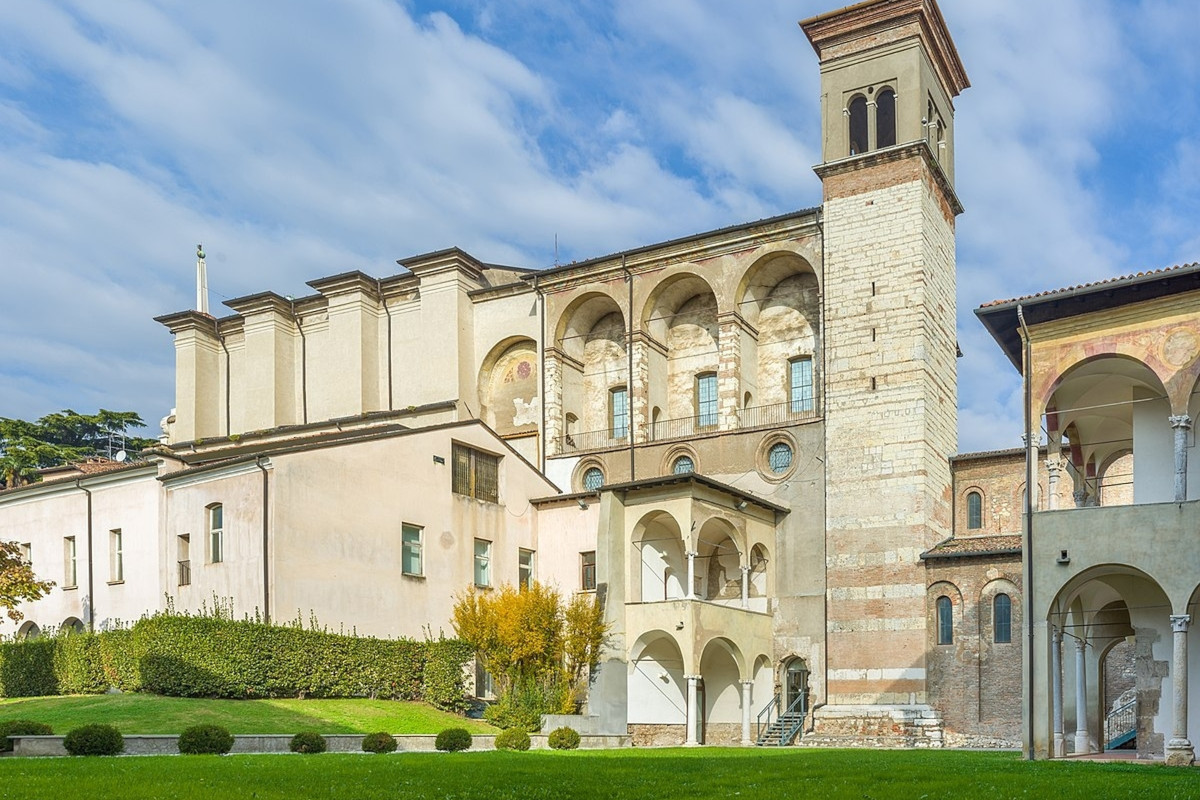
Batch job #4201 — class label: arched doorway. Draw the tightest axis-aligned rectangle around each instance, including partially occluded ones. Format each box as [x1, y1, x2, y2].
[784, 658, 810, 715]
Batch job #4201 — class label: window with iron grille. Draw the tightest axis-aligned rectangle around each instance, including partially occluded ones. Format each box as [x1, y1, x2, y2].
[402, 524, 423, 576]
[582, 466, 604, 491]
[768, 442, 793, 474]
[672, 455, 695, 474]
[581, 550, 597, 591]
[789, 357, 814, 413]
[696, 373, 718, 428]
[452, 444, 500, 504]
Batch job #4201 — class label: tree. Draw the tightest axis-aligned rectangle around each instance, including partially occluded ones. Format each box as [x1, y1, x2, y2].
[0, 541, 53, 622]
[0, 410, 156, 489]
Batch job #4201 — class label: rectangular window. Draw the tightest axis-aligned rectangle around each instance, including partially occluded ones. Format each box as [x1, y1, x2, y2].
[452, 444, 500, 504]
[581, 550, 597, 592]
[518, 548, 535, 591]
[994, 594, 1013, 644]
[402, 524, 423, 576]
[64, 536, 77, 587]
[18, 543, 31, 567]
[209, 504, 224, 564]
[178, 534, 191, 587]
[474, 539, 491, 587]
[610, 387, 629, 441]
[789, 357, 814, 413]
[109, 529, 123, 582]
[696, 373, 718, 428]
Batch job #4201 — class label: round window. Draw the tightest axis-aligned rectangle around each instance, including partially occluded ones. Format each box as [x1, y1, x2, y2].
[582, 467, 604, 491]
[767, 442, 793, 474]
[672, 455, 695, 474]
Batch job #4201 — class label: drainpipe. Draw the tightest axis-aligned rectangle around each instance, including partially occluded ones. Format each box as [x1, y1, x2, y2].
[215, 318, 231, 436]
[74, 479, 95, 632]
[623, 256, 635, 481]
[1018, 304, 1035, 760]
[255, 457, 271, 624]
[290, 298, 308, 424]
[534, 274, 547, 473]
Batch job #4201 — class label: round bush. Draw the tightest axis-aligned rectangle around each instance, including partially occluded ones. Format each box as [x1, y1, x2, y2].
[290, 730, 328, 754]
[178, 724, 234, 755]
[494, 728, 531, 751]
[362, 732, 398, 754]
[0, 720, 53, 752]
[547, 727, 581, 751]
[434, 727, 472, 752]
[63, 724, 124, 756]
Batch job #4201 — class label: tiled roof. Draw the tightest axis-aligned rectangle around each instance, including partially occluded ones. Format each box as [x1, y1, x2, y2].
[979, 262, 1200, 309]
[921, 534, 1022, 560]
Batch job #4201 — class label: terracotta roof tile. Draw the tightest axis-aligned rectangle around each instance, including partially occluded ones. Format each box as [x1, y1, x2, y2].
[921, 534, 1022, 560]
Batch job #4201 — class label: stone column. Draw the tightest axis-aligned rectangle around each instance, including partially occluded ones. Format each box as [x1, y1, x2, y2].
[740, 679, 754, 745]
[1167, 615, 1195, 766]
[1046, 458, 1062, 511]
[741, 565, 750, 609]
[687, 551, 698, 599]
[543, 350, 563, 455]
[716, 316, 745, 431]
[686, 675, 700, 746]
[1073, 489, 1089, 509]
[1074, 638, 1089, 754]
[1170, 415, 1192, 504]
[1052, 626, 1065, 757]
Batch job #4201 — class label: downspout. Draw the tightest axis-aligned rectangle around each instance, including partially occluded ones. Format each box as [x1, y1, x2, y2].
[74, 479, 95, 632]
[291, 298, 309, 424]
[215, 318, 231, 437]
[623, 256, 635, 481]
[377, 279, 394, 411]
[1018, 303, 1035, 760]
[255, 457, 271, 624]
[817, 207, 830, 718]
[534, 275, 547, 473]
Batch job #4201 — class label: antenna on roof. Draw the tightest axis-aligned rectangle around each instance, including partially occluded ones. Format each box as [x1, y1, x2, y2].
[196, 243, 209, 314]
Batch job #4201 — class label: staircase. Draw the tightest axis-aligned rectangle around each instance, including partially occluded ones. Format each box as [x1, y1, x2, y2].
[755, 692, 806, 746]
[1104, 697, 1136, 750]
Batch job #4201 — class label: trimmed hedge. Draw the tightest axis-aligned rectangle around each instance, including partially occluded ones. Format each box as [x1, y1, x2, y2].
[362, 732, 398, 753]
[0, 613, 472, 709]
[494, 728, 531, 751]
[63, 724, 124, 756]
[434, 728, 472, 752]
[178, 724, 234, 755]
[0, 720, 52, 752]
[547, 727, 581, 750]
[290, 731, 327, 754]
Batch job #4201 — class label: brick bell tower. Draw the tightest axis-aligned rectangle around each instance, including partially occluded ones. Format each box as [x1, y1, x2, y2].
[801, 0, 969, 740]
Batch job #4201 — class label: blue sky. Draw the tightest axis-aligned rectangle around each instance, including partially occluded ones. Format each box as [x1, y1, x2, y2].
[0, 0, 1196, 453]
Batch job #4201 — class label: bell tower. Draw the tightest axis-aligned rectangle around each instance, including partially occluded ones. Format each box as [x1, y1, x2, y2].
[801, 0, 969, 736]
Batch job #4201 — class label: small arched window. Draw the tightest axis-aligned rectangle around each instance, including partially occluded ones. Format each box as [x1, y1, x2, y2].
[582, 467, 604, 492]
[966, 491, 982, 530]
[672, 456, 695, 475]
[876, 89, 896, 148]
[848, 96, 869, 155]
[993, 593, 1012, 643]
[936, 595, 953, 645]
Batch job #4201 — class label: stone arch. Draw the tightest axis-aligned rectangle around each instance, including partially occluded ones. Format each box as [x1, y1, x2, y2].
[961, 484, 985, 530]
[16, 621, 39, 640]
[748, 543, 769, 599]
[631, 510, 686, 603]
[476, 336, 538, 436]
[979, 577, 1020, 644]
[696, 517, 743, 602]
[699, 637, 747, 743]
[1097, 448, 1134, 506]
[629, 630, 687, 727]
[554, 293, 628, 442]
[641, 273, 720, 428]
[928, 580, 963, 646]
[61, 617, 85, 634]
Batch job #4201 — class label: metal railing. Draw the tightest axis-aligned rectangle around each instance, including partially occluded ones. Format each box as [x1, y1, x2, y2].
[649, 414, 718, 443]
[1104, 698, 1136, 749]
[738, 401, 817, 430]
[755, 691, 807, 746]
[178, 559, 191, 587]
[553, 427, 628, 454]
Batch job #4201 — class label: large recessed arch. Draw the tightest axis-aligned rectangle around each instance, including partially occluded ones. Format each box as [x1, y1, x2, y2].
[631, 510, 686, 603]
[696, 516, 743, 602]
[477, 336, 539, 435]
[628, 630, 687, 726]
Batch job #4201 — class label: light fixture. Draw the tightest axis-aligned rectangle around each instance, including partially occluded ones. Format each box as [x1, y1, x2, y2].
[576, 498, 589, 510]
[735, 500, 748, 511]
[433, 455, 445, 465]
[675, 621, 685, 631]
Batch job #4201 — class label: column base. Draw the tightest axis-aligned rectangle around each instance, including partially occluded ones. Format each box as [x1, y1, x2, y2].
[1074, 733, 1089, 755]
[1052, 734, 1065, 758]
[1166, 740, 1195, 767]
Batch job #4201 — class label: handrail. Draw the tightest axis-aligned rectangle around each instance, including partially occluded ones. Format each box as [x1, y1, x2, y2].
[779, 691, 807, 746]
[754, 691, 808, 746]
[755, 691, 780, 743]
[1104, 698, 1136, 748]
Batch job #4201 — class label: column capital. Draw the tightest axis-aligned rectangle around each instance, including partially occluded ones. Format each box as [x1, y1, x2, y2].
[1171, 614, 1191, 633]
[1045, 457, 1063, 475]
[1051, 625, 1061, 644]
[1170, 414, 1193, 431]
[739, 679, 754, 687]
[740, 564, 751, 574]
[684, 674, 702, 683]
[1074, 637, 1087, 653]
[1021, 432, 1043, 448]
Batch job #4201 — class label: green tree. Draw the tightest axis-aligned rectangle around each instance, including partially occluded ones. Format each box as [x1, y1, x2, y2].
[0, 541, 53, 622]
[0, 410, 156, 489]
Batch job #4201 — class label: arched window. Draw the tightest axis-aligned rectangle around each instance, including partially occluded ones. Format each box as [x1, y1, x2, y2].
[848, 96, 868, 155]
[966, 491, 982, 530]
[582, 467, 604, 491]
[993, 593, 1012, 643]
[936, 595, 953, 645]
[672, 455, 695, 475]
[876, 89, 896, 148]
[768, 442, 793, 474]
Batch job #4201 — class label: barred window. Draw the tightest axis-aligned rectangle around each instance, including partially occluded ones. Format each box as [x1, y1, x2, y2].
[452, 444, 500, 503]
[768, 442, 793, 474]
[672, 455, 695, 474]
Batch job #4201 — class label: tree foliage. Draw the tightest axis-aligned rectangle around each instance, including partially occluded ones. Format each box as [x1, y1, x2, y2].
[0, 541, 53, 623]
[0, 409, 156, 489]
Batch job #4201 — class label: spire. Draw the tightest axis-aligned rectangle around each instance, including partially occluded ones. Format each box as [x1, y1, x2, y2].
[196, 244, 209, 315]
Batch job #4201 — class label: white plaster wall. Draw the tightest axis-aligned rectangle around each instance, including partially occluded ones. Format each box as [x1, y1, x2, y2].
[628, 642, 687, 724]
[531, 503, 599, 595]
[1132, 395, 1189, 504]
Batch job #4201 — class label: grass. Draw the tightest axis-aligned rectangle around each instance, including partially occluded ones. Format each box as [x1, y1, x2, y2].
[0, 748, 1197, 800]
[0, 694, 496, 735]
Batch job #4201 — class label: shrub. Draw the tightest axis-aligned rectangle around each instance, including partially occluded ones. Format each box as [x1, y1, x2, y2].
[547, 727, 581, 750]
[494, 728, 531, 751]
[178, 724, 234, 755]
[361, 732, 398, 754]
[0, 720, 52, 752]
[435, 727, 472, 752]
[63, 724, 124, 756]
[290, 730, 327, 754]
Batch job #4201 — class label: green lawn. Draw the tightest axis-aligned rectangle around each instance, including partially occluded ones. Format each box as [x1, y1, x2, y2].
[0, 749, 1196, 800]
[0, 694, 495, 735]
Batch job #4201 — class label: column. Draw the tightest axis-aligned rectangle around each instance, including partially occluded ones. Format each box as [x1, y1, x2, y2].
[1167, 615, 1195, 766]
[1170, 415, 1192, 504]
[687, 551, 697, 599]
[740, 565, 750, 609]
[686, 675, 700, 745]
[1074, 638, 1089, 754]
[740, 680, 754, 745]
[1051, 626, 1065, 757]
[1046, 458, 1062, 511]
[1073, 489, 1089, 509]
